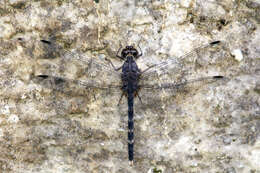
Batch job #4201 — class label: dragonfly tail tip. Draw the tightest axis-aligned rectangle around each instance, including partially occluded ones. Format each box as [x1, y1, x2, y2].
[129, 160, 134, 166]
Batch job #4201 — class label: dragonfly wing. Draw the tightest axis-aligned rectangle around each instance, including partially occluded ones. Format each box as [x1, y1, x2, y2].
[141, 41, 222, 80]
[33, 75, 122, 96]
[139, 76, 228, 103]
[33, 39, 124, 95]
[38, 40, 122, 78]
[141, 76, 226, 90]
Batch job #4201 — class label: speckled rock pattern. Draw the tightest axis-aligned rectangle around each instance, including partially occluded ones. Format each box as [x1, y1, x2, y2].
[0, 0, 259, 172]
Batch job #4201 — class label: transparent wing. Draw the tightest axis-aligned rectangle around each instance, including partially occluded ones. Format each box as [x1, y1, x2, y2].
[32, 75, 122, 96]
[141, 41, 221, 80]
[38, 40, 122, 78]
[138, 76, 228, 102]
[134, 75, 228, 112]
[140, 75, 226, 91]
[33, 39, 123, 94]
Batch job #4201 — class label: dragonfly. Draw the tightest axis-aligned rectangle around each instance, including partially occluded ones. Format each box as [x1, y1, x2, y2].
[33, 39, 226, 165]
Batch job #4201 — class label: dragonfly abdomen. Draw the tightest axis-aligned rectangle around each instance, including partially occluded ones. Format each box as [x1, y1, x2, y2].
[127, 89, 134, 164]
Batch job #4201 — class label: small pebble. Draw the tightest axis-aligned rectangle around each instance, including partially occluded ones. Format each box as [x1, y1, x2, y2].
[231, 49, 243, 61]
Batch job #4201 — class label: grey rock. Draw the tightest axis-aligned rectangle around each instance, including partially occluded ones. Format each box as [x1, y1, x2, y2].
[0, 0, 259, 172]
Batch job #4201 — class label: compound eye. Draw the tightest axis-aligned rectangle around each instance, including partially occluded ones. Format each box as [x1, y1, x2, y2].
[132, 51, 138, 56]
[121, 49, 128, 57]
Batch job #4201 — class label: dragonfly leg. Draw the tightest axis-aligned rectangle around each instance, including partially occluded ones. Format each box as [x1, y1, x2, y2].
[136, 43, 143, 59]
[116, 44, 124, 60]
[117, 92, 125, 106]
[135, 91, 143, 104]
[141, 64, 157, 74]
[105, 58, 123, 71]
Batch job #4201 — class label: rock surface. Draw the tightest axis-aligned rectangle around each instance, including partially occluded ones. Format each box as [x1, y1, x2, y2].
[0, 0, 259, 172]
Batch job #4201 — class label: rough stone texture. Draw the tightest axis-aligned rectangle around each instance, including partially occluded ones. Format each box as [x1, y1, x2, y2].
[0, 0, 259, 172]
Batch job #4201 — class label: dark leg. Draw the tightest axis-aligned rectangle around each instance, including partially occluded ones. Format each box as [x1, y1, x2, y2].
[105, 58, 123, 71]
[105, 44, 124, 71]
[136, 43, 143, 59]
[117, 92, 125, 106]
[141, 64, 157, 74]
[116, 45, 124, 60]
[135, 91, 143, 104]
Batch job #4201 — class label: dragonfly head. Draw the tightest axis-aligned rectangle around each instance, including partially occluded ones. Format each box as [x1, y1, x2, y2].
[121, 46, 139, 59]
